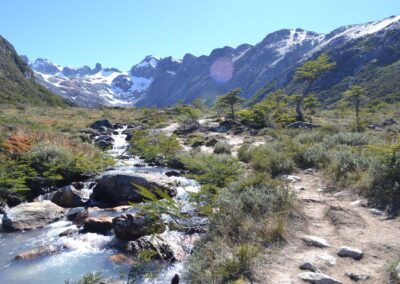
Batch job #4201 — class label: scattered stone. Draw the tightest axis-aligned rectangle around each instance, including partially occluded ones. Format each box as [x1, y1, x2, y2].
[59, 228, 78, 237]
[286, 121, 320, 129]
[90, 119, 113, 130]
[304, 168, 315, 175]
[302, 235, 330, 248]
[93, 172, 176, 206]
[2, 201, 65, 231]
[317, 252, 337, 266]
[84, 216, 114, 234]
[14, 244, 67, 260]
[337, 246, 363, 260]
[285, 175, 302, 182]
[165, 171, 180, 177]
[345, 273, 369, 281]
[298, 272, 342, 284]
[113, 213, 166, 241]
[299, 262, 319, 272]
[369, 208, 385, 216]
[317, 188, 325, 192]
[350, 199, 368, 207]
[52, 185, 88, 208]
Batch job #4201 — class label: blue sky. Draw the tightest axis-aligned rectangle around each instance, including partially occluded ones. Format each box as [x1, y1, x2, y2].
[1, 0, 399, 70]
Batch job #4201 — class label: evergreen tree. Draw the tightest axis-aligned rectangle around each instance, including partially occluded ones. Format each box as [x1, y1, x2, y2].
[215, 88, 243, 120]
[341, 85, 367, 132]
[294, 54, 335, 121]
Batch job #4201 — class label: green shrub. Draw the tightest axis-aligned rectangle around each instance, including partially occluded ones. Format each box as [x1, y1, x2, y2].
[213, 142, 232, 155]
[248, 140, 304, 176]
[130, 130, 181, 163]
[178, 152, 240, 188]
[322, 132, 380, 148]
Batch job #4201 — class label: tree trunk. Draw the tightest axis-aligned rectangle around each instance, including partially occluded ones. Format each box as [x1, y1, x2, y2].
[296, 99, 304, 122]
[231, 104, 235, 121]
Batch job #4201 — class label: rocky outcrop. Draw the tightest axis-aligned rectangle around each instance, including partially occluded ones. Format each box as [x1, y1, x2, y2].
[112, 213, 165, 241]
[14, 244, 67, 260]
[336, 246, 363, 260]
[92, 172, 176, 206]
[2, 201, 65, 231]
[52, 185, 88, 208]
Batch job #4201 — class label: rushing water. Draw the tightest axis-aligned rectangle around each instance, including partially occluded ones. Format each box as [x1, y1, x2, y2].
[0, 126, 201, 284]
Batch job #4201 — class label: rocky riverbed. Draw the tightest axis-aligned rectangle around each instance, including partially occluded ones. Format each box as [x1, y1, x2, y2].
[0, 121, 203, 284]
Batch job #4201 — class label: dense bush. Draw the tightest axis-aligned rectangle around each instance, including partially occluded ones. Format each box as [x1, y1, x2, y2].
[213, 141, 232, 155]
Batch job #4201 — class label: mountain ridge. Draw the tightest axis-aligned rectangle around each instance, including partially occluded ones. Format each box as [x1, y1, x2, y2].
[21, 15, 400, 108]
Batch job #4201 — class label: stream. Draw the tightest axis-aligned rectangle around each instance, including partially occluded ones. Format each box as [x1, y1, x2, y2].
[0, 126, 202, 283]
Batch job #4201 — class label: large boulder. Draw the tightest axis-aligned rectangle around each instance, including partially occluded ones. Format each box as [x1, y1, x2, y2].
[2, 201, 65, 231]
[52, 185, 89, 208]
[112, 213, 165, 241]
[83, 216, 114, 234]
[125, 235, 175, 261]
[92, 172, 176, 206]
[90, 119, 113, 130]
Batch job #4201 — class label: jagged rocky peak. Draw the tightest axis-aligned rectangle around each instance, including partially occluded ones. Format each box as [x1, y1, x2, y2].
[31, 58, 61, 75]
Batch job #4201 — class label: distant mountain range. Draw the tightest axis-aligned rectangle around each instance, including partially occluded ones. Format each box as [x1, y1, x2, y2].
[3, 15, 400, 108]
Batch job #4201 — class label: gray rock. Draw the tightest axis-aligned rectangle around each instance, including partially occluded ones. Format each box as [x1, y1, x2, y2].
[52, 185, 88, 208]
[125, 235, 175, 261]
[93, 172, 176, 206]
[337, 246, 363, 260]
[345, 272, 369, 281]
[113, 213, 165, 241]
[299, 262, 319, 272]
[2, 201, 65, 231]
[14, 244, 67, 260]
[302, 235, 330, 248]
[298, 272, 342, 284]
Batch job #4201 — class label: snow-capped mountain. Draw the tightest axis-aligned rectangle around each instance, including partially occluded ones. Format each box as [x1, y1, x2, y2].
[26, 15, 400, 107]
[23, 56, 164, 107]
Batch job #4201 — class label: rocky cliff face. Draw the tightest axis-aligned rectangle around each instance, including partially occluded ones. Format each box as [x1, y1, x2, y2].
[26, 15, 400, 107]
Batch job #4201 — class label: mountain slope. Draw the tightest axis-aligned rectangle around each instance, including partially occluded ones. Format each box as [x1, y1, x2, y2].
[27, 15, 400, 108]
[0, 36, 67, 107]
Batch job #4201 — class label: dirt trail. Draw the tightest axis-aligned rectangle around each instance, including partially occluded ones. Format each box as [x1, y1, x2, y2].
[258, 170, 400, 284]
